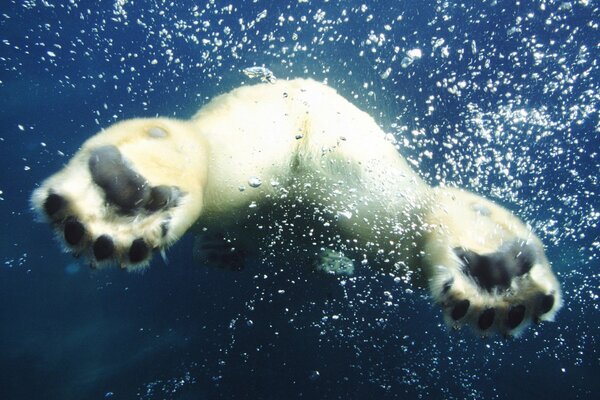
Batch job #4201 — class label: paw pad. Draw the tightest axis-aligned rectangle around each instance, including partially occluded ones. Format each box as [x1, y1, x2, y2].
[477, 308, 495, 330]
[32, 143, 189, 269]
[539, 293, 555, 314]
[455, 241, 535, 291]
[451, 299, 470, 321]
[63, 217, 85, 246]
[146, 186, 181, 212]
[93, 235, 115, 261]
[88, 145, 182, 214]
[431, 239, 561, 336]
[507, 305, 526, 329]
[89, 145, 150, 212]
[128, 238, 150, 264]
[44, 193, 66, 218]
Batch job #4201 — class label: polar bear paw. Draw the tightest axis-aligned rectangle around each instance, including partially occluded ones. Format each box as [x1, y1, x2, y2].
[31, 140, 195, 270]
[425, 188, 562, 337]
[430, 241, 561, 337]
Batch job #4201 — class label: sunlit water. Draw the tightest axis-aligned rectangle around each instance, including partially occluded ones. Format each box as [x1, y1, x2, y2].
[0, 1, 598, 399]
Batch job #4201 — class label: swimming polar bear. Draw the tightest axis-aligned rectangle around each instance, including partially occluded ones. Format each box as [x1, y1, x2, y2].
[31, 78, 561, 337]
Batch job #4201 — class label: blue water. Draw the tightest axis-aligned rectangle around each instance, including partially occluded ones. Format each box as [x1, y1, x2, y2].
[1, 1, 599, 399]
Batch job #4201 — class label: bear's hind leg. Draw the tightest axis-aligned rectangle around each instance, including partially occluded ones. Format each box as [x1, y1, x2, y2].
[423, 188, 562, 337]
[31, 118, 207, 270]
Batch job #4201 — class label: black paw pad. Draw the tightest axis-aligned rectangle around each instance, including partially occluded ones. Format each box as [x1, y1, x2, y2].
[455, 241, 537, 292]
[145, 185, 181, 212]
[89, 145, 150, 212]
[539, 294, 555, 314]
[129, 238, 149, 263]
[64, 217, 85, 246]
[478, 308, 495, 330]
[507, 305, 526, 329]
[451, 299, 470, 320]
[455, 248, 510, 290]
[44, 193, 66, 218]
[93, 235, 115, 261]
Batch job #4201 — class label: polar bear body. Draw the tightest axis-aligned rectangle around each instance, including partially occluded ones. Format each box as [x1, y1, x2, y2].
[31, 79, 561, 337]
[194, 80, 423, 230]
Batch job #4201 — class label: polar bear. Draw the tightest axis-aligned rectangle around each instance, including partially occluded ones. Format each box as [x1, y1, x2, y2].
[31, 78, 561, 337]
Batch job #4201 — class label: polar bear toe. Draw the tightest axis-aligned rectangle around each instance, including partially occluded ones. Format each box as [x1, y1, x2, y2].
[92, 234, 115, 261]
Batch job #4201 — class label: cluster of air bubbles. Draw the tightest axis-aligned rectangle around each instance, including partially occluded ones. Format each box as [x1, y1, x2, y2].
[113, 0, 128, 20]
[3, 253, 28, 269]
[137, 371, 196, 399]
[400, 48, 422, 69]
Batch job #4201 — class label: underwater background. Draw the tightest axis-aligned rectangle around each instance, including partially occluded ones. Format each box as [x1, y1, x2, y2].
[0, 0, 598, 399]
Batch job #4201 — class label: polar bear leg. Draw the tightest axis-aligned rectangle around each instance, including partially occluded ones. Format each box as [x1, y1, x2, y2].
[31, 118, 208, 270]
[423, 188, 562, 336]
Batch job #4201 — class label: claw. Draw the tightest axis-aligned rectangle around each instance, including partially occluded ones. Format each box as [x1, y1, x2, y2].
[160, 249, 169, 265]
[441, 279, 453, 295]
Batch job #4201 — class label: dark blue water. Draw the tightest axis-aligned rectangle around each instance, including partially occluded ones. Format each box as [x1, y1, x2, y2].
[1, 1, 598, 399]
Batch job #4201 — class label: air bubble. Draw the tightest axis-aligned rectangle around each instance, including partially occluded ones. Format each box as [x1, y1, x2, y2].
[381, 67, 392, 79]
[248, 177, 262, 188]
